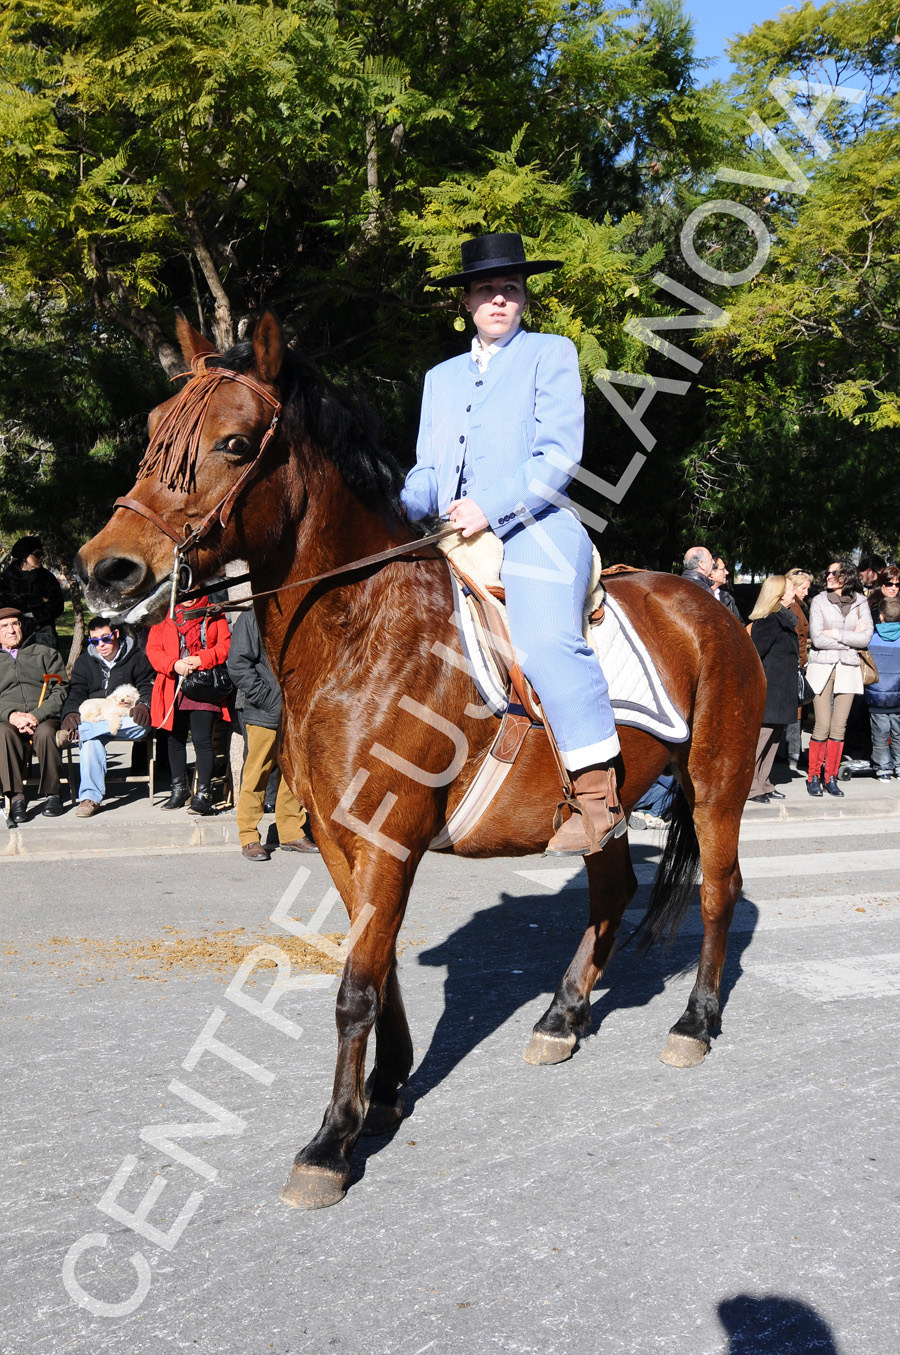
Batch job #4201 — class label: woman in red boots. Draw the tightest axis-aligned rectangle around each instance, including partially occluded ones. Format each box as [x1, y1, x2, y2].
[806, 560, 873, 796]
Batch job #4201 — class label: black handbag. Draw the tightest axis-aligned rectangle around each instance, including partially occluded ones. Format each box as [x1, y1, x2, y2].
[180, 619, 234, 703]
[798, 668, 814, 706]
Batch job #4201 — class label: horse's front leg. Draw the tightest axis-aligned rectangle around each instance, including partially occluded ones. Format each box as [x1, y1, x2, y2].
[660, 802, 742, 1067]
[362, 955, 413, 1134]
[280, 855, 414, 1210]
[525, 833, 638, 1064]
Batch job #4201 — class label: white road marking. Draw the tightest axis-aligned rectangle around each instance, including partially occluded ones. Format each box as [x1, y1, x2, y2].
[517, 846, 900, 892]
[739, 815, 900, 842]
[737, 848, 900, 880]
[753, 953, 900, 1001]
[622, 893, 900, 935]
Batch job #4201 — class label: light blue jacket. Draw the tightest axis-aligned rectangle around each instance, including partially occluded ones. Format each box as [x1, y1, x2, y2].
[401, 329, 584, 538]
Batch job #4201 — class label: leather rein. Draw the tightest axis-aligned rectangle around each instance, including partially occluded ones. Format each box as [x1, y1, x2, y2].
[112, 358, 454, 618]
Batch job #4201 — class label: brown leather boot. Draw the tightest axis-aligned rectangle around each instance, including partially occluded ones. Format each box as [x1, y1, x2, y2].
[545, 768, 627, 856]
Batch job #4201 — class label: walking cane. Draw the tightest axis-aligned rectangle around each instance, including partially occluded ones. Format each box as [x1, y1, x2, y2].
[37, 673, 62, 709]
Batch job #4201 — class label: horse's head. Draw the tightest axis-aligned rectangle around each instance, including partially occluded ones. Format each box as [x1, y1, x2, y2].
[76, 311, 289, 622]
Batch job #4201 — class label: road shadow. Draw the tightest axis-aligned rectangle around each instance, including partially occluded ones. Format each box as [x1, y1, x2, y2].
[718, 1294, 841, 1354]
[406, 863, 758, 1105]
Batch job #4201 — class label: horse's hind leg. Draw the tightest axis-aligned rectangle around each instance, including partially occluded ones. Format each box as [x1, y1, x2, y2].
[660, 798, 743, 1067]
[525, 833, 638, 1064]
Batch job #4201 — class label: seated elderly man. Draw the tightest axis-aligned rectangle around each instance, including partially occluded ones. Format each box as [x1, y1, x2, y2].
[57, 617, 155, 817]
[0, 607, 68, 822]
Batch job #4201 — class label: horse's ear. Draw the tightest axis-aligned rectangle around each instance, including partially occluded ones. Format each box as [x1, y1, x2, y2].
[252, 310, 284, 384]
[175, 310, 218, 364]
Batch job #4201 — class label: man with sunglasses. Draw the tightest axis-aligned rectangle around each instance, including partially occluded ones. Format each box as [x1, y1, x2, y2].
[58, 618, 155, 817]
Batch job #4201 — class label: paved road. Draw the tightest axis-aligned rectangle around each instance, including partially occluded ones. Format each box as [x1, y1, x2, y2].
[2, 805, 899, 1354]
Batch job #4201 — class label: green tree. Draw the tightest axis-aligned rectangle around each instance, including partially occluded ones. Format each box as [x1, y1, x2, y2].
[678, 0, 900, 568]
[1, 0, 731, 567]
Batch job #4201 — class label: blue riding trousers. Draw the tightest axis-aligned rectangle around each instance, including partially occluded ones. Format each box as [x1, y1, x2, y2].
[500, 506, 619, 769]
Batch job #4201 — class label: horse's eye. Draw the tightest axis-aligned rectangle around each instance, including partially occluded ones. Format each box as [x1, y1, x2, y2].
[217, 435, 253, 459]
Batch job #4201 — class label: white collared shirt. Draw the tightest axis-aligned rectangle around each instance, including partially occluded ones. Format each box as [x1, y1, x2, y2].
[470, 325, 520, 372]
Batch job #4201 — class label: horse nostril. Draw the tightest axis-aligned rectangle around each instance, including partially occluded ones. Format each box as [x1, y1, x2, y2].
[90, 555, 149, 594]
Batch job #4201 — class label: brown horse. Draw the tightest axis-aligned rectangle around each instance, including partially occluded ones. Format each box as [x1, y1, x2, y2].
[76, 313, 765, 1210]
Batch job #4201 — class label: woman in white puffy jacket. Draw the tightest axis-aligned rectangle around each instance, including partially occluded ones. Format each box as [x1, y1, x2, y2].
[806, 559, 873, 796]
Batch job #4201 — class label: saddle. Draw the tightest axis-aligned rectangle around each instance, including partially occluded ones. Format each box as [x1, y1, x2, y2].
[440, 528, 613, 720]
[429, 531, 634, 851]
[427, 532, 686, 851]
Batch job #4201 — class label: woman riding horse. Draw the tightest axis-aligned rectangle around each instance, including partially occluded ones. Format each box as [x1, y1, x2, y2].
[402, 232, 623, 856]
[74, 306, 765, 1210]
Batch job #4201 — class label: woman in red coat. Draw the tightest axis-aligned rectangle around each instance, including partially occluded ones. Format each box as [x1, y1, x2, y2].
[146, 601, 231, 814]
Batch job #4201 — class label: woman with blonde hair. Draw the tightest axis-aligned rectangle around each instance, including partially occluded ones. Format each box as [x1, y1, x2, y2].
[783, 568, 812, 769]
[747, 574, 800, 802]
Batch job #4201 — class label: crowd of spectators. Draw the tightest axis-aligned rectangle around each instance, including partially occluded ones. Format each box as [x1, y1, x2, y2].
[678, 547, 899, 807]
[3, 533, 897, 842]
[0, 538, 318, 857]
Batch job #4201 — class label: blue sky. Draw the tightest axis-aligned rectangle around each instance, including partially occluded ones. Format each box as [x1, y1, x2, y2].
[686, 0, 794, 81]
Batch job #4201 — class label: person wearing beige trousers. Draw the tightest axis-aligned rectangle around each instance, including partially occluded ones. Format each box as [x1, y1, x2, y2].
[806, 560, 874, 797]
[226, 609, 318, 861]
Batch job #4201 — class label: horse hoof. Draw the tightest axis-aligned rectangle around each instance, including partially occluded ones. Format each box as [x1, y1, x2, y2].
[279, 1165, 347, 1210]
[523, 1032, 576, 1065]
[362, 1098, 405, 1136]
[659, 1033, 709, 1067]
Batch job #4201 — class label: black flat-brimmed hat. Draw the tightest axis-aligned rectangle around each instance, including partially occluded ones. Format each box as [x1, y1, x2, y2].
[436, 232, 562, 287]
[11, 535, 43, 561]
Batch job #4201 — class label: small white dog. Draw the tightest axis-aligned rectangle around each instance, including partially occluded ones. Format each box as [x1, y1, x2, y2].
[79, 684, 142, 734]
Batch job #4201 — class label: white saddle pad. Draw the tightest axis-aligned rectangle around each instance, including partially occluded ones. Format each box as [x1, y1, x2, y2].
[442, 532, 689, 745]
[591, 594, 689, 743]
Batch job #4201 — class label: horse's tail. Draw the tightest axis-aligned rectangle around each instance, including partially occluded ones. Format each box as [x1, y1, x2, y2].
[632, 784, 700, 951]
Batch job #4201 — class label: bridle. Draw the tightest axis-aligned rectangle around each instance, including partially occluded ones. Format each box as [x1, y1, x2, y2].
[113, 356, 282, 595]
[109, 352, 454, 618]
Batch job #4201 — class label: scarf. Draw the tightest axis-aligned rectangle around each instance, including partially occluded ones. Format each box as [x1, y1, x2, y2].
[173, 598, 207, 654]
[876, 622, 900, 642]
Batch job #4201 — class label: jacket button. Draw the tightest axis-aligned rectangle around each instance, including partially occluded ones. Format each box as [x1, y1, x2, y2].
[475, 380, 483, 387]
[466, 404, 471, 412]
[458, 435, 465, 443]
[455, 465, 460, 473]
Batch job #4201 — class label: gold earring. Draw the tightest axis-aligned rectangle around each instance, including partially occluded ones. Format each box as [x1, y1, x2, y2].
[453, 299, 467, 332]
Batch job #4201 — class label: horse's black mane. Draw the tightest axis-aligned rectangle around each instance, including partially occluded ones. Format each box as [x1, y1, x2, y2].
[210, 340, 405, 513]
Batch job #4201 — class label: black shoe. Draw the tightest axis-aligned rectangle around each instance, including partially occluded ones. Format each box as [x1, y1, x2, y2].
[10, 796, 27, 826]
[749, 794, 771, 804]
[160, 779, 190, 810]
[187, 785, 214, 816]
[825, 776, 844, 797]
[807, 776, 823, 797]
[41, 795, 63, 817]
[768, 789, 786, 800]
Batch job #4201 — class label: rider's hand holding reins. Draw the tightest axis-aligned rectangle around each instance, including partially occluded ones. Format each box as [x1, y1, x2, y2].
[448, 498, 489, 538]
